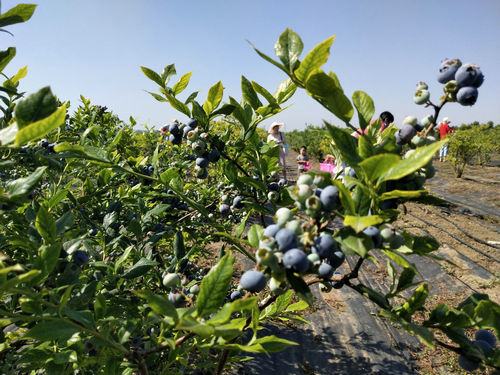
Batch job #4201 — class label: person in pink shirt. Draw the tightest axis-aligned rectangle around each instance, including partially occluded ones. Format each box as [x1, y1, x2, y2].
[352, 111, 394, 137]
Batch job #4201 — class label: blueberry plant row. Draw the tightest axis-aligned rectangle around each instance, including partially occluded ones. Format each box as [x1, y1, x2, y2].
[0, 4, 498, 375]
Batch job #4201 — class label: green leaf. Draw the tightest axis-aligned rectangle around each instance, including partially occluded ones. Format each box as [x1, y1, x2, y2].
[94, 293, 107, 320]
[211, 103, 235, 117]
[14, 86, 58, 128]
[172, 72, 192, 95]
[35, 206, 56, 241]
[380, 249, 415, 271]
[400, 319, 434, 348]
[379, 141, 444, 183]
[335, 227, 372, 258]
[247, 224, 263, 247]
[164, 91, 191, 117]
[3, 166, 46, 200]
[325, 122, 361, 167]
[286, 271, 313, 306]
[344, 215, 384, 233]
[63, 308, 96, 330]
[227, 335, 298, 353]
[122, 258, 158, 279]
[357, 133, 375, 158]
[274, 28, 303, 71]
[0, 47, 16, 72]
[251, 81, 277, 105]
[380, 189, 426, 200]
[209, 297, 259, 325]
[48, 189, 69, 209]
[394, 267, 417, 295]
[140, 66, 164, 87]
[352, 91, 375, 130]
[241, 76, 262, 110]
[146, 91, 167, 102]
[295, 36, 335, 82]
[248, 41, 289, 76]
[357, 284, 390, 309]
[14, 105, 67, 146]
[173, 231, 185, 259]
[306, 71, 354, 123]
[191, 100, 208, 125]
[176, 315, 215, 337]
[473, 300, 500, 336]
[24, 320, 79, 341]
[203, 81, 223, 114]
[196, 253, 235, 318]
[54, 142, 111, 164]
[332, 179, 356, 215]
[134, 290, 178, 322]
[0, 4, 37, 28]
[161, 64, 177, 85]
[274, 78, 297, 104]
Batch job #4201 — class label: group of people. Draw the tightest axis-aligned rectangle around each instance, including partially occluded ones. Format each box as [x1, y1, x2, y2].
[266, 113, 455, 180]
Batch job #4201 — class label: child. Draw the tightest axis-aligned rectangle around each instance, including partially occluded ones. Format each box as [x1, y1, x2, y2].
[296, 146, 310, 174]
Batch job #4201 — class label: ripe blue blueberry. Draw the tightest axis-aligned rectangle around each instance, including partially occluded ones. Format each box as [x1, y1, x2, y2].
[263, 224, 281, 238]
[230, 290, 242, 301]
[169, 134, 182, 145]
[207, 149, 221, 163]
[183, 126, 193, 138]
[232, 196, 244, 209]
[240, 270, 267, 292]
[283, 248, 309, 273]
[73, 250, 89, 266]
[275, 228, 298, 252]
[475, 339, 493, 354]
[397, 124, 417, 145]
[455, 63, 484, 88]
[318, 262, 334, 279]
[195, 157, 209, 168]
[312, 234, 338, 259]
[89, 228, 98, 236]
[475, 329, 496, 348]
[187, 118, 198, 128]
[40, 139, 49, 148]
[219, 204, 231, 216]
[320, 185, 340, 212]
[363, 226, 383, 248]
[457, 86, 478, 106]
[457, 355, 479, 371]
[329, 250, 346, 269]
[268, 182, 281, 192]
[169, 123, 180, 136]
[437, 59, 460, 84]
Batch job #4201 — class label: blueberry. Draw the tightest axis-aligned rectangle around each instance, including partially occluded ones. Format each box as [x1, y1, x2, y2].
[40, 139, 49, 148]
[475, 339, 493, 354]
[240, 270, 266, 292]
[318, 262, 334, 279]
[186, 118, 198, 128]
[169, 123, 180, 136]
[89, 228, 98, 236]
[457, 86, 478, 106]
[475, 329, 496, 348]
[183, 126, 193, 138]
[207, 149, 221, 163]
[328, 250, 345, 268]
[195, 167, 208, 179]
[455, 63, 483, 88]
[219, 204, 231, 216]
[232, 196, 244, 209]
[230, 290, 242, 301]
[396, 124, 416, 145]
[457, 355, 479, 371]
[437, 59, 461, 84]
[268, 182, 281, 192]
[363, 226, 382, 248]
[263, 224, 281, 238]
[73, 250, 89, 266]
[312, 234, 338, 259]
[169, 134, 182, 144]
[320, 185, 340, 212]
[195, 157, 209, 168]
[275, 228, 298, 252]
[283, 248, 309, 273]
[148, 165, 155, 173]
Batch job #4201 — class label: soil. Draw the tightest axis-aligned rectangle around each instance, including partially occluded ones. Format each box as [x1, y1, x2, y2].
[226, 150, 500, 375]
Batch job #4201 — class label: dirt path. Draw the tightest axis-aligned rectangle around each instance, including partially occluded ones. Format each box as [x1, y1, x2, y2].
[229, 151, 500, 375]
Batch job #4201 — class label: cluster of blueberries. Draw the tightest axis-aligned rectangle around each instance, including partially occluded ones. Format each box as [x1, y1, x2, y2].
[161, 119, 221, 179]
[162, 259, 205, 307]
[437, 59, 484, 106]
[458, 329, 497, 371]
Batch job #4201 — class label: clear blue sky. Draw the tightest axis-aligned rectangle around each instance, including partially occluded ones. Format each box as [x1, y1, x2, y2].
[2, 0, 500, 131]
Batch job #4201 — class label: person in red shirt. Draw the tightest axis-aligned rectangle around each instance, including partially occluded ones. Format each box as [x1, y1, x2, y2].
[438, 117, 455, 162]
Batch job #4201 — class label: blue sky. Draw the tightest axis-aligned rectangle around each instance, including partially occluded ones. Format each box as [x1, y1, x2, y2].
[2, 0, 500, 131]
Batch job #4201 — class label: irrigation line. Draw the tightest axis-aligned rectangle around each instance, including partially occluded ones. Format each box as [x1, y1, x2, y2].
[407, 212, 500, 263]
[431, 210, 500, 251]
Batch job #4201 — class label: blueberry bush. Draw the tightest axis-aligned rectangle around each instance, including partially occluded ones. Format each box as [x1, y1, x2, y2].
[0, 5, 499, 375]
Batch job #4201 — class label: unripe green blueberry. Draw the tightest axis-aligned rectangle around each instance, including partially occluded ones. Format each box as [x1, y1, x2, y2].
[402, 116, 418, 126]
[286, 220, 303, 236]
[269, 277, 287, 295]
[414, 89, 430, 105]
[421, 114, 434, 127]
[307, 253, 321, 267]
[411, 135, 427, 148]
[416, 81, 428, 90]
[271, 266, 286, 282]
[425, 165, 436, 179]
[305, 195, 321, 214]
[162, 273, 180, 288]
[275, 207, 292, 227]
[319, 282, 333, 293]
[380, 225, 395, 242]
[389, 233, 404, 249]
[297, 174, 314, 186]
[256, 248, 278, 268]
[189, 284, 200, 295]
[268, 191, 279, 201]
[259, 236, 276, 251]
